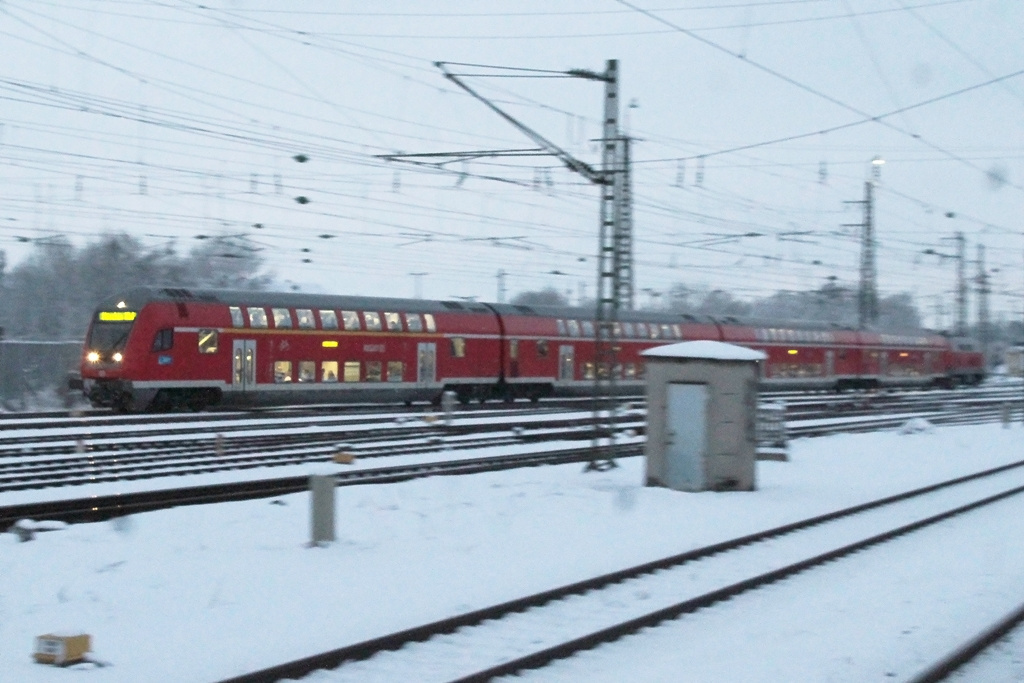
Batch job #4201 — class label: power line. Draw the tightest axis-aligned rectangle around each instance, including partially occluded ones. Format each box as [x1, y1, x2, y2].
[614, 0, 1024, 192]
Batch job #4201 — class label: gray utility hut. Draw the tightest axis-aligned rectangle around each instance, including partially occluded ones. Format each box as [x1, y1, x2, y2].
[642, 340, 765, 492]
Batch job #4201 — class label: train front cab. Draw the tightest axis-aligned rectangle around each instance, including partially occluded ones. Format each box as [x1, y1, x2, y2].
[82, 294, 228, 412]
[81, 304, 139, 410]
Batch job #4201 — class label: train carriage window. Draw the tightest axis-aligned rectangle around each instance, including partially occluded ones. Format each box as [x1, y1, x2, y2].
[296, 309, 316, 329]
[613, 322, 622, 337]
[660, 324, 672, 339]
[649, 324, 660, 339]
[509, 339, 519, 359]
[582, 320, 595, 337]
[229, 306, 244, 328]
[321, 360, 339, 382]
[341, 311, 360, 331]
[635, 323, 647, 338]
[272, 308, 292, 329]
[365, 361, 382, 382]
[567, 320, 580, 337]
[198, 329, 218, 354]
[583, 362, 595, 380]
[672, 324, 682, 339]
[625, 363, 636, 379]
[274, 360, 292, 383]
[405, 313, 423, 332]
[450, 337, 466, 358]
[557, 320, 567, 336]
[298, 361, 315, 382]
[152, 328, 174, 352]
[384, 312, 402, 332]
[423, 314, 436, 332]
[387, 361, 404, 382]
[537, 339, 549, 357]
[363, 312, 382, 331]
[623, 322, 635, 338]
[343, 361, 360, 382]
[248, 307, 268, 328]
[319, 310, 339, 330]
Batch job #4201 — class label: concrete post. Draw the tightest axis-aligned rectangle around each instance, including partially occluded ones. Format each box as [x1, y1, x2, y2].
[309, 474, 335, 545]
[440, 390, 457, 425]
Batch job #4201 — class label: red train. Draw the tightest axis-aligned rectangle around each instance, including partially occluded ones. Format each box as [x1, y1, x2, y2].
[78, 287, 986, 412]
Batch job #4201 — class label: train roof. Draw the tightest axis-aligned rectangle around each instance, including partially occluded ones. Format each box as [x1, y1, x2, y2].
[94, 287, 496, 315]
[93, 288, 942, 341]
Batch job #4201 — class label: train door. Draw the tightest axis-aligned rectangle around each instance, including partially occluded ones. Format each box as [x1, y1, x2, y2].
[558, 345, 575, 381]
[232, 339, 256, 390]
[417, 342, 436, 384]
[825, 350, 835, 376]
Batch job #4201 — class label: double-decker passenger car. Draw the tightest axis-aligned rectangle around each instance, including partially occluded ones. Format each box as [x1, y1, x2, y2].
[78, 287, 985, 412]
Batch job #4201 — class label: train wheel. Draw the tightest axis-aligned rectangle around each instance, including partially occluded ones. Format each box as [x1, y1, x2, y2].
[113, 395, 136, 414]
[186, 394, 207, 412]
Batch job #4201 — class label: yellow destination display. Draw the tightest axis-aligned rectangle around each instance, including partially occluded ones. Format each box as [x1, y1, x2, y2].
[98, 311, 137, 322]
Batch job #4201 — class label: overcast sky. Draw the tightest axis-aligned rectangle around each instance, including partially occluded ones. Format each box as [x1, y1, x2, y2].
[1, 0, 1022, 325]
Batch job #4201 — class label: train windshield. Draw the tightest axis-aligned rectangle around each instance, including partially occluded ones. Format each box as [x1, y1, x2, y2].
[88, 321, 134, 351]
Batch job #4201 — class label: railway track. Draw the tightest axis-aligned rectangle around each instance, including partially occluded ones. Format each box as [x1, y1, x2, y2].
[0, 441, 645, 530]
[0, 407, 644, 493]
[1, 385, 1021, 516]
[216, 457, 1024, 683]
[3, 385, 1020, 487]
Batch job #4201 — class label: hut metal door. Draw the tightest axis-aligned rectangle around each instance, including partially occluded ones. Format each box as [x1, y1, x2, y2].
[665, 382, 708, 490]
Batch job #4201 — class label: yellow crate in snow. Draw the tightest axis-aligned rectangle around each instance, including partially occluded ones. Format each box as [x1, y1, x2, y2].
[33, 633, 91, 665]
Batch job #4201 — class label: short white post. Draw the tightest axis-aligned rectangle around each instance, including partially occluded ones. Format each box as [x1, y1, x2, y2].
[441, 390, 457, 426]
[309, 474, 335, 545]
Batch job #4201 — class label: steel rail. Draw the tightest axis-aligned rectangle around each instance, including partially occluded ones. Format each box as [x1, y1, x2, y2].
[0, 417, 646, 492]
[0, 442, 645, 529]
[446, 481, 1024, 682]
[905, 599, 1024, 683]
[1, 389, 1018, 495]
[213, 458, 1024, 683]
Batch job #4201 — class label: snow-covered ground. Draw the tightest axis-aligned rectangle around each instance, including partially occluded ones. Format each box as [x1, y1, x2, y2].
[2, 422, 1023, 682]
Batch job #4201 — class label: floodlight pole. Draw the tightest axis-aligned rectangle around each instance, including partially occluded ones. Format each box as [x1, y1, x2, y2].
[842, 157, 882, 330]
[977, 243, 990, 366]
[955, 231, 968, 336]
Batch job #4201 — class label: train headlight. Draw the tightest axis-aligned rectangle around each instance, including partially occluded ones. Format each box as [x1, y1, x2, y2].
[112, 352, 124, 363]
[87, 351, 100, 363]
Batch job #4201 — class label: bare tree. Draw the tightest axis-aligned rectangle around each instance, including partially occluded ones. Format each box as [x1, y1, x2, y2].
[510, 287, 570, 307]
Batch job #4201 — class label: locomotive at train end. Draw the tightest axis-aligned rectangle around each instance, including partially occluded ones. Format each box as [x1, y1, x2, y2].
[78, 287, 985, 413]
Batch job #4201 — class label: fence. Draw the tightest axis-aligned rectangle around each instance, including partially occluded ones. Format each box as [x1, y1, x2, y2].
[0, 340, 83, 409]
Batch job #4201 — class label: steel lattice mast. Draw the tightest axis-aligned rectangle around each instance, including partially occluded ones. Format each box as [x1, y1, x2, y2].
[587, 59, 623, 471]
[409, 60, 631, 471]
